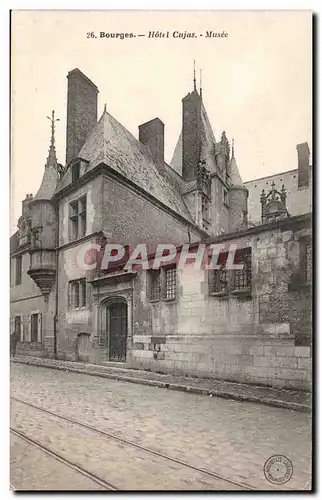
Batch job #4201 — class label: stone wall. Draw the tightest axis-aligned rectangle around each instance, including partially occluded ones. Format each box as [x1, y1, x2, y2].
[101, 174, 201, 249]
[128, 215, 312, 390]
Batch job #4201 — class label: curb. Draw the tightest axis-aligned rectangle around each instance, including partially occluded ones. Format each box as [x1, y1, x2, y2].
[11, 359, 311, 413]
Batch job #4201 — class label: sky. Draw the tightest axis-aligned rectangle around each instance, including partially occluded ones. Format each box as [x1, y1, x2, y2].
[11, 10, 312, 234]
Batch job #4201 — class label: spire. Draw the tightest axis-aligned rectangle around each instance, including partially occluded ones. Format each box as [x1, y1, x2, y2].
[193, 59, 196, 91]
[200, 69, 202, 98]
[46, 110, 59, 168]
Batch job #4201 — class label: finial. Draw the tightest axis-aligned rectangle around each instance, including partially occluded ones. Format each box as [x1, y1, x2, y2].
[104, 103, 107, 113]
[47, 110, 60, 149]
[232, 138, 235, 158]
[200, 69, 202, 98]
[193, 59, 196, 91]
[45, 110, 59, 168]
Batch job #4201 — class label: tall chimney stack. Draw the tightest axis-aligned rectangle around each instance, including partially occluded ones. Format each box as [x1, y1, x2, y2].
[182, 91, 202, 181]
[66, 68, 99, 166]
[297, 142, 310, 188]
[139, 118, 165, 165]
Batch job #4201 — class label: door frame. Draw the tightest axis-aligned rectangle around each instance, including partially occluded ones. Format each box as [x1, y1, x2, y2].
[99, 295, 130, 361]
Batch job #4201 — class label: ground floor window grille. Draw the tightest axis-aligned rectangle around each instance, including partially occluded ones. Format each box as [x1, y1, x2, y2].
[209, 267, 228, 294]
[232, 248, 252, 291]
[149, 270, 161, 300]
[208, 247, 252, 296]
[305, 243, 312, 284]
[148, 265, 177, 301]
[165, 267, 176, 299]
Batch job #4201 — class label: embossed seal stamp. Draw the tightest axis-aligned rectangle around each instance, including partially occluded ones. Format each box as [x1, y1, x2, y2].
[264, 455, 293, 484]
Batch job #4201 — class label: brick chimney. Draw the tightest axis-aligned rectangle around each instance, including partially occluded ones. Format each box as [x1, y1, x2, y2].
[182, 91, 202, 181]
[66, 68, 99, 166]
[297, 142, 310, 188]
[139, 118, 164, 165]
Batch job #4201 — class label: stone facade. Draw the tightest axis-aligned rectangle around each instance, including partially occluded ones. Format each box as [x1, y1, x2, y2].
[10, 67, 312, 391]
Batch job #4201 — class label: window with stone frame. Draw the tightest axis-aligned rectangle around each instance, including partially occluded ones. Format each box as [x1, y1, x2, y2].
[149, 269, 161, 300]
[301, 240, 312, 284]
[14, 316, 21, 339]
[148, 265, 177, 301]
[165, 266, 177, 300]
[69, 278, 87, 308]
[232, 247, 252, 292]
[15, 255, 22, 286]
[208, 247, 252, 296]
[208, 250, 229, 295]
[30, 313, 42, 342]
[69, 195, 87, 241]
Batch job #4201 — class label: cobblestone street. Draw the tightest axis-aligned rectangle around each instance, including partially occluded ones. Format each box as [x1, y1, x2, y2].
[10, 363, 312, 491]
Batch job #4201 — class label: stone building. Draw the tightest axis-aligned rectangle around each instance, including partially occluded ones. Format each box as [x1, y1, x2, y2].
[10, 68, 312, 390]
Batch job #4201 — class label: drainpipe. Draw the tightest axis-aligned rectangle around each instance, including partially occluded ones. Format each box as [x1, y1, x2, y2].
[53, 202, 59, 359]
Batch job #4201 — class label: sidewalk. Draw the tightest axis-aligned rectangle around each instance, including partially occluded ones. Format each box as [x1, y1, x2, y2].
[11, 355, 311, 412]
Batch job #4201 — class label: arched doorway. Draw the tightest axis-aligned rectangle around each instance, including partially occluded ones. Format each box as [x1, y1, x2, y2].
[102, 298, 128, 362]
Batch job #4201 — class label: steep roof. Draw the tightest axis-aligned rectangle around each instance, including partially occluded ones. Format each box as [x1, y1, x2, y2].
[55, 110, 192, 221]
[229, 156, 243, 186]
[34, 116, 60, 201]
[170, 98, 218, 174]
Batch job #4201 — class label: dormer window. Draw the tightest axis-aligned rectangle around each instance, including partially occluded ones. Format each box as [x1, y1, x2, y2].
[72, 161, 81, 183]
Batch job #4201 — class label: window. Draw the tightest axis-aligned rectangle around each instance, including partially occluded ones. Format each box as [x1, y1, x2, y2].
[30, 313, 42, 342]
[209, 266, 228, 294]
[69, 279, 87, 308]
[148, 265, 177, 301]
[15, 255, 22, 285]
[72, 161, 81, 183]
[14, 316, 21, 339]
[165, 267, 176, 299]
[302, 242, 312, 284]
[208, 247, 252, 296]
[149, 270, 161, 300]
[232, 248, 252, 291]
[69, 195, 87, 241]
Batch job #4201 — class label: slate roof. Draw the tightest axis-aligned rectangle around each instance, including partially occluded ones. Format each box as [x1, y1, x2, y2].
[55, 110, 193, 221]
[170, 99, 218, 175]
[33, 140, 60, 201]
[229, 156, 243, 186]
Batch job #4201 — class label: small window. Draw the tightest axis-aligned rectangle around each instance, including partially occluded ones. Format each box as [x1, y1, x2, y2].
[14, 316, 21, 338]
[72, 162, 81, 183]
[149, 270, 161, 301]
[302, 242, 312, 284]
[209, 267, 228, 294]
[208, 247, 252, 297]
[69, 195, 87, 241]
[232, 248, 252, 291]
[147, 265, 177, 301]
[15, 255, 22, 285]
[30, 313, 41, 342]
[69, 279, 87, 308]
[165, 266, 177, 299]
